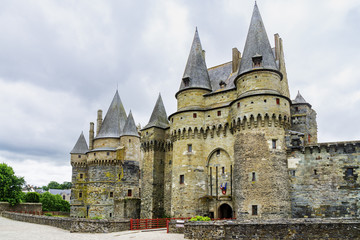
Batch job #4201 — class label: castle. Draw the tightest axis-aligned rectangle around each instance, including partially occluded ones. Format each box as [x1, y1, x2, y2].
[70, 3, 360, 220]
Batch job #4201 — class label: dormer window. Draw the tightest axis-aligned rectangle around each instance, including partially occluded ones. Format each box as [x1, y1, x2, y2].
[183, 77, 190, 87]
[252, 54, 263, 68]
[219, 80, 226, 88]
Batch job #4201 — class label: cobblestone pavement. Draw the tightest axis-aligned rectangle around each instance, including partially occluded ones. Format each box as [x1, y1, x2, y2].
[0, 216, 185, 240]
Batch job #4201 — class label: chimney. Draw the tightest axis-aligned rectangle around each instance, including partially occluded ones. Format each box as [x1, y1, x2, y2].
[274, 33, 280, 61]
[96, 109, 103, 135]
[202, 50, 206, 60]
[232, 48, 241, 73]
[89, 122, 94, 150]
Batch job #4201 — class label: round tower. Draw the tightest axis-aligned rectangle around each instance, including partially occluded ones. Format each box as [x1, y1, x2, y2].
[232, 3, 291, 219]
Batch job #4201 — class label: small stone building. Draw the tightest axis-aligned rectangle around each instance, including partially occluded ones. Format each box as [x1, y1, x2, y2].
[70, 3, 360, 220]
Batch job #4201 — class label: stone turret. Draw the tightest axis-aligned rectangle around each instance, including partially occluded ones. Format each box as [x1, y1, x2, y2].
[290, 91, 317, 144]
[233, 2, 291, 219]
[140, 94, 170, 218]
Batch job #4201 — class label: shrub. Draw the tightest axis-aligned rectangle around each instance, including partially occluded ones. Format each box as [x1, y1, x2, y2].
[24, 192, 40, 203]
[189, 216, 211, 221]
[44, 212, 53, 216]
[91, 216, 102, 220]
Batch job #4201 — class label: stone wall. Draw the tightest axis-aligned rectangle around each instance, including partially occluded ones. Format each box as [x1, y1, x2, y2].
[0, 202, 42, 213]
[288, 141, 360, 218]
[1, 211, 130, 233]
[184, 219, 360, 239]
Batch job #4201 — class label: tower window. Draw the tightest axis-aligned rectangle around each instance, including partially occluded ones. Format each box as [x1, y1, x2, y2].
[252, 205, 258, 215]
[252, 172, 256, 181]
[79, 192, 82, 198]
[252, 55, 263, 68]
[216, 149, 220, 156]
[94, 153, 96, 156]
[129, 139, 131, 143]
[109, 192, 114, 198]
[188, 144, 192, 152]
[80, 173, 83, 179]
[264, 99, 267, 103]
[295, 107, 299, 112]
[272, 139, 277, 149]
[127, 189, 132, 197]
[314, 169, 317, 175]
[217, 111, 221, 116]
[78, 155, 81, 158]
[222, 167, 225, 174]
[276, 98, 280, 105]
[183, 77, 190, 87]
[237, 102, 240, 108]
[109, 213, 112, 218]
[193, 113, 197, 118]
[118, 173, 121, 180]
[180, 175, 185, 184]
[346, 168, 354, 177]
[107, 152, 109, 156]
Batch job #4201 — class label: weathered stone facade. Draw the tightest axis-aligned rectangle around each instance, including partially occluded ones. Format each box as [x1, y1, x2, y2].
[70, 3, 360, 222]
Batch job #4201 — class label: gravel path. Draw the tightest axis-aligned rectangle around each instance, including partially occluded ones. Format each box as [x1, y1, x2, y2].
[0, 216, 185, 240]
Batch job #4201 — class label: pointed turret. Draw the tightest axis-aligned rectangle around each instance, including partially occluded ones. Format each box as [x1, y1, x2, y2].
[178, 28, 212, 93]
[143, 94, 169, 130]
[293, 91, 308, 104]
[122, 110, 140, 137]
[96, 91, 127, 138]
[238, 3, 278, 76]
[70, 132, 88, 154]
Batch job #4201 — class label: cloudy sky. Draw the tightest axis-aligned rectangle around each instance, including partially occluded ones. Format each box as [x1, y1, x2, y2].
[0, 0, 360, 186]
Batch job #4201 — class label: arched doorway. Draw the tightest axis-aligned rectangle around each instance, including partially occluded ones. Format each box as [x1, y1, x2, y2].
[218, 203, 233, 219]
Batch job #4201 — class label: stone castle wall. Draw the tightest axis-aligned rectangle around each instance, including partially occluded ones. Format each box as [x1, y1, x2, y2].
[288, 141, 360, 218]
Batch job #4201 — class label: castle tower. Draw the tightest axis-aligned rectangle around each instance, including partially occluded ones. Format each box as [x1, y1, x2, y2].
[232, 3, 291, 219]
[140, 94, 170, 218]
[70, 132, 88, 217]
[290, 91, 318, 144]
[170, 29, 212, 217]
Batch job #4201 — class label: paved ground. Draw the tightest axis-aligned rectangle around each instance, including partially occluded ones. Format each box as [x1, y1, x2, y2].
[0, 216, 185, 240]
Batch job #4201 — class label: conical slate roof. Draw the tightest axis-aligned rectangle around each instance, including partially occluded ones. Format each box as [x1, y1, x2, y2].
[122, 111, 140, 137]
[178, 28, 212, 92]
[238, 3, 278, 75]
[143, 94, 169, 130]
[70, 132, 88, 154]
[96, 91, 127, 138]
[293, 91, 308, 104]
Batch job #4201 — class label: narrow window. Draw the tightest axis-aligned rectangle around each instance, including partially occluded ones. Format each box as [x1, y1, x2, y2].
[94, 153, 96, 156]
[217, 111, 221, 116]
[222, 167, 225, 174]
[109, 213, 112, 218]
[264, 99, 267, 103]
[80, 173, 83, 179]
[118, 173, 121, 180]
[146, 131, 148, 135]
[171, 118, 173, 123]
[107, 152, 110, 156]
[252, 55, 263, 68]
[180, 175, 185, 184]
[188, 144, 192, 152]
[272, 139, 277, 149]
[109, 192, 113, 198]
[79, 192, 82, 198]
[295, 107, 299, 112]
[291, 170, 296, 177]
[252, 205, 258, 215]
[308, 134, 311, 143]
[183, 77, 190, 87]
[237, 102, 240, 108]
[193, 113, 197, 118]
[78, 155, 81, 158]
[276, 98, 280, 105]
[346, 168, 354, 177]
[129, 139, 131, 143]
[127, 189, 132, 197]
[252, 172, 256, 181]
[63, 195, 65, 200]
[314, 169, 317, 175]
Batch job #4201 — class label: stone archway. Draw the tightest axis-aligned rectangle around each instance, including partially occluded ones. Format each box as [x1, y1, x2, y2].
[218, 203, 233, 219]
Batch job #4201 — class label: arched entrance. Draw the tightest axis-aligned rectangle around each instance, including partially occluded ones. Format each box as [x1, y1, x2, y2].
[218, 203, 233, 219]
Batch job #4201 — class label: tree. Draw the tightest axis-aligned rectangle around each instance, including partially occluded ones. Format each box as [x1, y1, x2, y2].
[24, 192, 40, 203]
[40, 192, 70, 212]
[0, 163, 25, 206]
[42, 181, 72, 191]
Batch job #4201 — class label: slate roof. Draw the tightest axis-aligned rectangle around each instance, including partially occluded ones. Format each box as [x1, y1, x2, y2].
[122, 111, 140, 137]
[70, 132, 88, 154]
[208, 62, 236, 93]
[238, 2, 278, 76]
[292, 91, 308, 104]
[96, 90, 127, 138]
[49, 189, 71, 195]
[178, 28, 212, 92]
[143, 94, 169, 130]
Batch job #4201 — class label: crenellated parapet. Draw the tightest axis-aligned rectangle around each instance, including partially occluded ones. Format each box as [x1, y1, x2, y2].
[171, 123, 231, 142]
[291, 140, 360, 155]
[231, 113, 291, 132]
[141, 140, 173, 152]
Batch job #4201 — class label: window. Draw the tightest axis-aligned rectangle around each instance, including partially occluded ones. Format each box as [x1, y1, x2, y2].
[217, 111, 221, 116]
[272, 139, 277, 149]
[109, 213, 112, 218]
[237, 102, 240, 108]
[314, 169, 317, 175]
[118, 173, 121, 180]
[264, 99, 267, 103]
[80, 173, 83, 179]
[252, 55, 263, 68]
[107, 152, 109, 156]
[127, 189, 132, 197]
[216, 149, 220, 156]
[295, 107, 299, 112]
[252, 172, 256, 181]
[109, 192, 113, 198]
[94, 153, 96, 156]
[276, 98, 280, 105]
[63, 195, 65, 200]
[129, 139, 131, 143]
[183, 77, 190, 87]
[222, 167, 225, 174]
[346, 168, 354, 177]
[146, 131, 148, 135]
[290, 170, 296, 177]
[79, 192, 82, 198]
[180, 175, 185, 184]
[252, 205, 258, 215]
[193, 113, 197, 118]
[171, 118, 173, 123]
[188, 144, 192, 152]
[78, 155, 81, 158]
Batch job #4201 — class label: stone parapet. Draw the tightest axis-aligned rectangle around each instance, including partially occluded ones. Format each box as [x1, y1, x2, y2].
[0, 202, 42, 213]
